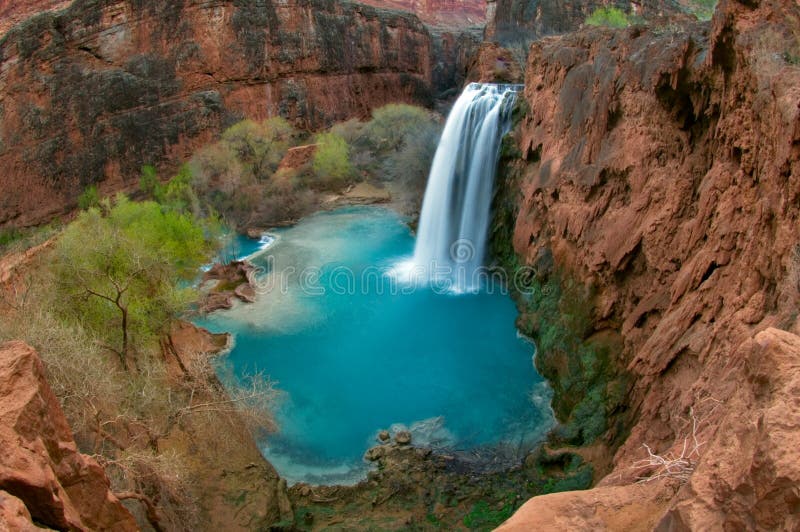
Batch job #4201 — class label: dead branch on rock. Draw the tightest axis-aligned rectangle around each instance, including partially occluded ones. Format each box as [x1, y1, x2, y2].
[100, 449, 197, 532]
[632, 401, 719, 483]
[115, 491, 165, 532]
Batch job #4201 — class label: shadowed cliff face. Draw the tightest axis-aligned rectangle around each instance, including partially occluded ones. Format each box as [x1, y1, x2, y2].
[500, 0, 800, 527]
[0, 0, 471, 228]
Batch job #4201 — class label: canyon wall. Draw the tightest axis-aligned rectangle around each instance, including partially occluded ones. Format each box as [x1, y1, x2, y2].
[0, 0, 474, 228]
[486, 0, 689, 41]
[0, 0, 72, 36]
[358, 0, 486, 27]
[500, 0, 800, 527]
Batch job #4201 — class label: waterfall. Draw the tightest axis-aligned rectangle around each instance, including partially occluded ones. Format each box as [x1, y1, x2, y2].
[413, 82, 521, 292]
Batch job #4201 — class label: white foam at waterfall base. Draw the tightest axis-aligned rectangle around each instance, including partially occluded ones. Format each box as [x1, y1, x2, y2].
[413, 83, 520, 293]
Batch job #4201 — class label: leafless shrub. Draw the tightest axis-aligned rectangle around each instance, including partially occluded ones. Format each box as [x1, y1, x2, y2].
[0, 305, 124, 436]
[632, 399, 720, 483]
[101, 449, 198, 532]
[203, 363, 281, 437]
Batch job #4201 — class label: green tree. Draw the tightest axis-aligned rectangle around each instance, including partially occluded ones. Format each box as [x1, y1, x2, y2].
[221, 117, 295, 180]
[312, 132, 354, 188]
[363, 104, 434, 154]
[139, 165, 160, 198]
[380, 120, 440, 190]
[55, 195, 214, 370]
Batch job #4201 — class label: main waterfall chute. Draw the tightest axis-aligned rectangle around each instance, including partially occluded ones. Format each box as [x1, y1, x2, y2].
[413, 82, 521, 292]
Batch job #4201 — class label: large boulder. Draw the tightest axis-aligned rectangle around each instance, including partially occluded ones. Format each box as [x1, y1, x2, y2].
[0, 341, 139, 531]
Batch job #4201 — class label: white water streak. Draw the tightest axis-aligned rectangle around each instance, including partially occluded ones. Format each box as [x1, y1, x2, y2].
[414, 83, 520, 292]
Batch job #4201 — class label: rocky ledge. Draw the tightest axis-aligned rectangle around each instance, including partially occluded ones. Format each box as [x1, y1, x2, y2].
[199, 261, 260, 314]
[0, 341, 138, 530]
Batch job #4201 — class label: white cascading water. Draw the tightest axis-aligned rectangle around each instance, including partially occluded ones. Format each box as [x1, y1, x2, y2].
[413, 82, 521, 292]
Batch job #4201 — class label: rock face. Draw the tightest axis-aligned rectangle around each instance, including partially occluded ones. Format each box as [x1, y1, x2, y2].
[161, 320, 230, 379]
[485, 0, 688, 41]
[0, 0, 71, 37]
[358, 0, 486, 27]
[500, 0, 800, 527]
[0, 341, 139, 531]
[501, 328, 800, 530]
[0, 0, 444, 228]
[466, 42, 523, 83]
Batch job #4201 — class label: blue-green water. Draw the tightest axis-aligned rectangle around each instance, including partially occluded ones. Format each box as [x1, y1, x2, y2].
[197, 207, 553, 484]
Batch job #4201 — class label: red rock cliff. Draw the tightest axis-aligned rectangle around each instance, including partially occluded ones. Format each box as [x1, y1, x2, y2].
[500, 0, 800, 527]
[358, 0, 486, 27]
[0, 0, 72, 36]
[0, 340, 139, 531]
[0, 0, 443, 228]
[486, 0, 689, 41]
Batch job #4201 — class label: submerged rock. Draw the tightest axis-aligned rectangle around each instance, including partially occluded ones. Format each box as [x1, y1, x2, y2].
[200, 260, 259, 313]
[395, 431, 413, 445]
[365, 446, 388, 462]
[378, 430, 391, 442]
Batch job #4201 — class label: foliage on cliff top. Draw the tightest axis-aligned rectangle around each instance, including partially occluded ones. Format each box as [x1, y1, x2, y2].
[585, 7, 631, 29]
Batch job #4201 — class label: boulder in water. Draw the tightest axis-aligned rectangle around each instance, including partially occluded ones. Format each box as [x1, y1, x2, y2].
[378, 430, 391, 442]
[395, 431, 412, 445]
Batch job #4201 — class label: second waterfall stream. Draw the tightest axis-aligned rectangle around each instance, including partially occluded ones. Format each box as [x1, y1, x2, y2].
[413, 82, 521, 293]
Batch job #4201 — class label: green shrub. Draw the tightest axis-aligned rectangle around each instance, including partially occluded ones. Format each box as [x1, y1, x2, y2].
[380, 120, 440, 191]
[363, 104, 436, 154]
[312, 132, 354, 189]
[0, 228, 23, 249]
[78, 185, 100, 210]
[540, 466, 594, 494]
[139, 165, 160, 198]
[585, 7, 631, 28]
[463, 497, 516, 530]
[189, 118, 306, 229]
[221, 117, 295, 180]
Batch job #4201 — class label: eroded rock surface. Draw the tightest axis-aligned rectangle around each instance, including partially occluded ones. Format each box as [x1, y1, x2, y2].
[358, 0, 486, 28]
[0, 0, 71, 36]
[486, 0, 688, 41]
[0, 341, 138, 531]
